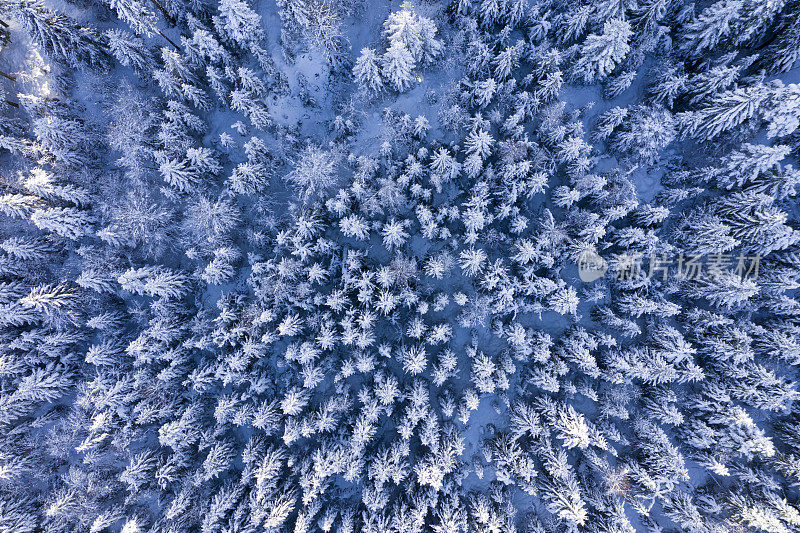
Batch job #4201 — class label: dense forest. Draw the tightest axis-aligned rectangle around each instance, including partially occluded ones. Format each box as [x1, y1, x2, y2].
[0, 0, 799, 530]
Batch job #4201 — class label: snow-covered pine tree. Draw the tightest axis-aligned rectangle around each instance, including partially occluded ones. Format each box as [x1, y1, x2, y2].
[571, 19, 632, 83]
[354, 48, 384, 93]
[382, 40, 416, 92]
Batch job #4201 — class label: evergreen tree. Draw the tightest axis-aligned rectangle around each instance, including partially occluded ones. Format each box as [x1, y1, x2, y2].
[31, 207, 95, 239]
[217, 0, 264, 47]
[681, 0, 743, 55]
[11, 0, 110, 68]
[354, 48, 384, 93]
[571, 19, 632, 83]
[285, 145, 341, 199]
[107, 0, 159, 37]
[383, 2, 442, 64]
[106, 29, 157, 73]
[382, 40, 416, 92]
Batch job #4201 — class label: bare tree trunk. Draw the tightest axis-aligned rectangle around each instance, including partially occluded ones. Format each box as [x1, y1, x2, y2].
[158, 29, 181, 51]
[150, 0, 176, 26]
[751, 31, 780, 53]
[0, 20, 8, 28]
[5, 100, 18, 108]
[0, 70, 15, 82]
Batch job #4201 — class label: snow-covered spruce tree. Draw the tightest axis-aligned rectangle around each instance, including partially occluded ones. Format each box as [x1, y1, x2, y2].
[6, 0, 111, 68]
[571, 19, 632, 83]
[383, 1, 442, 65]
[353, 47, 384, 93]
[285, 144, 342, 200]
[381, 39, 416, 92]
[216, 0, 264, 47]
